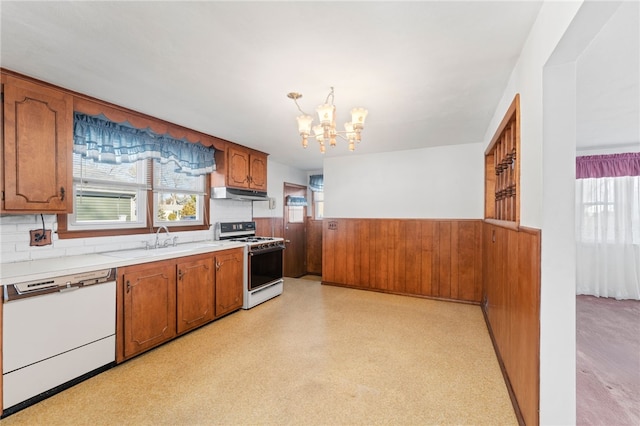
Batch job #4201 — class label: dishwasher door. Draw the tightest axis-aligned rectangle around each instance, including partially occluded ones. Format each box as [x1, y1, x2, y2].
[3, 279, 116, 410]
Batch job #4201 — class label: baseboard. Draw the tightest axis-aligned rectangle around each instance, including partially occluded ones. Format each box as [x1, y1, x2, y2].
[321, 280, 481, 305]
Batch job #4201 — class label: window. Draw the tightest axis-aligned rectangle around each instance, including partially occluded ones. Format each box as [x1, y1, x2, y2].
[576, 176, 640, 244]
[68, 153, 147, 230]
[153, 159, 205, 226]
[286, 195, 307, 223]
[69, 156, 205, 230]
[313, 190, 324, 220]
[64, 112, 214, 234]
[309, 174, 324, 220]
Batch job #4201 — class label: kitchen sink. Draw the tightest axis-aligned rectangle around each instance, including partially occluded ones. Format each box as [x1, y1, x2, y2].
[101, 242, 225, 259]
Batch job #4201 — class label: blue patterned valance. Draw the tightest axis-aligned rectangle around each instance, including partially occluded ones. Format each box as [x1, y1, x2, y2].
[309, 174, 324, 192]
[73, 112, 215, 176]
[286, 196, 308, 206]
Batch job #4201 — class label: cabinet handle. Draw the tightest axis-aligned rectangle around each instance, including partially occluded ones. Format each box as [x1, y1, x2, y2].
[247, 175, 251, 183]
[178, 269, 184, 280]
[126, 280, 131, 293]
[60, 187, 65, 201]
[215, 260, 221, 270]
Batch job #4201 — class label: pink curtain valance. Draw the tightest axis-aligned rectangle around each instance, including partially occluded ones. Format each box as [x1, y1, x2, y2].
[576, 152, 640, 179]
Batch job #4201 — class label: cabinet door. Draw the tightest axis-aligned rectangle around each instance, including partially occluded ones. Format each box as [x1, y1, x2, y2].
[249, 154, 267, 191]
[227, 146, 250, 189]
[215, 248, 244, 317]
[123, 263, 177, 358]
[2, 75, 72, 213]
[176, 257, 214, 334]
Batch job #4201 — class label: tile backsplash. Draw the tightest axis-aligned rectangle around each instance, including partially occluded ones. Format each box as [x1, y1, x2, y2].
[0, 199, 252, 264]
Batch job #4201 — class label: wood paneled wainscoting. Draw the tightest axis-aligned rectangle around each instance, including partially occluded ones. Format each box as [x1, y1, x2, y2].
[306, 219, 323, 275]
[253, 217, 284, 238]
[322, 218, 482, 303]
[483, 221, 540, 426]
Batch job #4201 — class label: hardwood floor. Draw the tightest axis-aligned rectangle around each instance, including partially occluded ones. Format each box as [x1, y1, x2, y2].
[1, 278, 516, 425]
[577, 295, 640, 425]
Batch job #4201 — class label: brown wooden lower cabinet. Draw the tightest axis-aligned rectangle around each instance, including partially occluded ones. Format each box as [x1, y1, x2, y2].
[116, 248, 243, 362]
[322, 218, 482, 303]
[121, 260, 177, 360]
[177, 257, 214, 334]
[214, 249, 244, 317]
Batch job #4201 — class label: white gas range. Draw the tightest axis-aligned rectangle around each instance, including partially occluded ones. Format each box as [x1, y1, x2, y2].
[215, 221, 285, 309]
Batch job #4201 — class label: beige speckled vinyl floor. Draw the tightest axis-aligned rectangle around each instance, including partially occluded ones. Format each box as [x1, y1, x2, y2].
[2, 278, 516, 425]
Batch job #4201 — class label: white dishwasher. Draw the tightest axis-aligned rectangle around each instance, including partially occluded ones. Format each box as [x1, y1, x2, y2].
[2, 268, 116, 414]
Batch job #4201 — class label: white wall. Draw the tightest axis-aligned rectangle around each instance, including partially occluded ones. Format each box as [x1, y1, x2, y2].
[324, 143, 484, 219]
[542, 60, 578, 426]
[252, 159, 307, 218]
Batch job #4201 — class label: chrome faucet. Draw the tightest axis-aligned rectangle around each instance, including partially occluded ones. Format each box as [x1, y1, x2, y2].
[154, 225, 176, 248]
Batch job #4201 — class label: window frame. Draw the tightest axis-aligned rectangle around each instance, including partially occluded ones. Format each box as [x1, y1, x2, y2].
[57, 159, 210, 239]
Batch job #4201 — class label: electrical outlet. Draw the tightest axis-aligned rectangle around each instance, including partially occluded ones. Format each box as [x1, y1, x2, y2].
[30, 229, 52, 246]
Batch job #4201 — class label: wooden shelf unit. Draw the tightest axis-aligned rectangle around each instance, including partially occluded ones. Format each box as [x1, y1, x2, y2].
[485, 94, 520, 225]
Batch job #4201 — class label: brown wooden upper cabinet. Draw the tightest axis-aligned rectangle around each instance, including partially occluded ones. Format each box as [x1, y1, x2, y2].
[223, 145, 267, 192]
[1, 74, 73, 213]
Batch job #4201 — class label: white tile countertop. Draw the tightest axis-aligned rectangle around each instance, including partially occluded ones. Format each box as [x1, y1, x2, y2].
[0, 240, 246, 286]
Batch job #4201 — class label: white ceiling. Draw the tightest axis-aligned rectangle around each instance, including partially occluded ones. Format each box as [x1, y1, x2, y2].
[576, 1, 640, 153]
[2, 1, 547, 171]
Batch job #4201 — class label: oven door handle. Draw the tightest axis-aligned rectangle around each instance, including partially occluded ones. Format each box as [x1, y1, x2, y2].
[249, 245, 285, 255]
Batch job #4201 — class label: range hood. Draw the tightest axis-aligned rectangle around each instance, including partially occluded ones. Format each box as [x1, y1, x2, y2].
[211, 187, 269, 201]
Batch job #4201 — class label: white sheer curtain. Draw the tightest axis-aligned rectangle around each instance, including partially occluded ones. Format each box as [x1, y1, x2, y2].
[576, 176, 640, 299]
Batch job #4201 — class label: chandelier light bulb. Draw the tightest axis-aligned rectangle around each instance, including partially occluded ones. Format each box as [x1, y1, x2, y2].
[351, 108, 368, 128]
[312, 125, 324, 143]
[296, 114, 313, 135]
[316, 104, 335, 126]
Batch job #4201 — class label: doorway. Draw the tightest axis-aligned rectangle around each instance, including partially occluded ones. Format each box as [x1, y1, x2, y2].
[283, 182, 307, 277]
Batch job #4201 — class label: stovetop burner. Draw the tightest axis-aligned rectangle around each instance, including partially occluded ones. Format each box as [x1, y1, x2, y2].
[216, 221, 283, 248]
[231, 236, 275, 243]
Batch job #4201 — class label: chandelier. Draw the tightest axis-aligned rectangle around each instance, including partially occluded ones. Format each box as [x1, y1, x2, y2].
[287, 87, 368, 153]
